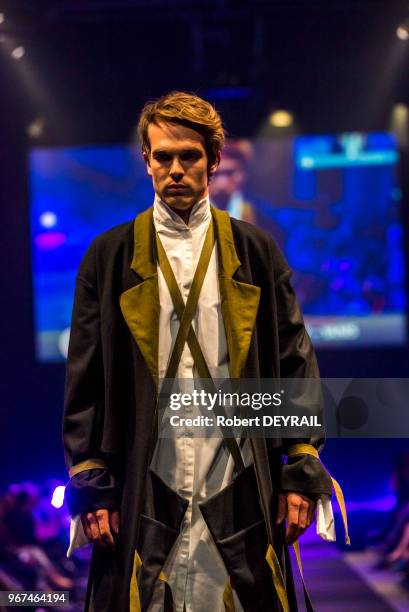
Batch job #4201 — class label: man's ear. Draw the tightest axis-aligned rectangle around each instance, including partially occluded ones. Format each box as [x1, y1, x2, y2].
[143, 150, 153, 176]
[209, 151, 221, 177]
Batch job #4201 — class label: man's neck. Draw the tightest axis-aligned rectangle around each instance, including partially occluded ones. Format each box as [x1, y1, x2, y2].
[159, 191, 209, 226]
[168, 205, 192, 225]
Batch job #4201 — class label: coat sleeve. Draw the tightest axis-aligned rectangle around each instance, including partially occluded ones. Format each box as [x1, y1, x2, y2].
[271, 239, 333, 499]
[62, 240, 120, 516]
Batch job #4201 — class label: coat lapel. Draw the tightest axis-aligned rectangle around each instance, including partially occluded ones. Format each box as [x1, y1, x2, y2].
[211, 207, 261, 379]
[120, 205, 260, 384]
[119, 208, 160, 385]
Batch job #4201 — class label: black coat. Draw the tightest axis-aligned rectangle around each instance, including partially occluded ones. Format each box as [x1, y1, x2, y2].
[63, 206, 332, 612]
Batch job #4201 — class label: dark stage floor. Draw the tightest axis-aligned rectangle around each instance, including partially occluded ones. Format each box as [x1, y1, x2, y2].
[293, 531, 409, 611]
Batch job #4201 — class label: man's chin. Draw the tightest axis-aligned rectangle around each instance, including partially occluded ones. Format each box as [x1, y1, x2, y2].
[161, 194, 196, 209]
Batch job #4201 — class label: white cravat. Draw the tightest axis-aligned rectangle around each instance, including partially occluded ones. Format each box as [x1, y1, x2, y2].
[66, 194, 336, 612]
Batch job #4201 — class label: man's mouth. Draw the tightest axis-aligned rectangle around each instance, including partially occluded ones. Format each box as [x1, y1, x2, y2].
[166, 184, 188, 192]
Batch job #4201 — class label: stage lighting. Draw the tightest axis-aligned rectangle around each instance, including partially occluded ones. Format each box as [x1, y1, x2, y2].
[269, 110, 294, 128]
[389, 103, 409, 148]
[27, 116, 45, 139]
[396, 24, 409, 40]
[51, 485, 65, 508]
[39, 211, 57, 228]
[11, 45, 25, 59]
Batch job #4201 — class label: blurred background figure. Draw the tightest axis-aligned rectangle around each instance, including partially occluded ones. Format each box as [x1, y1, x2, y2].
[0, 480, 89, 610]
[209, 139, 256, 222]
[209, 139, 285, 245]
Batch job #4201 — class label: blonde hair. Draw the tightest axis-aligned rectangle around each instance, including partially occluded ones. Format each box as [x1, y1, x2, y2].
[137, 91, 225, 169]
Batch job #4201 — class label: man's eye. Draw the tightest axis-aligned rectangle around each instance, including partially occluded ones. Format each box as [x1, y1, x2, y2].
[154, 153, 171, 162]
[181, 152, 201, 161]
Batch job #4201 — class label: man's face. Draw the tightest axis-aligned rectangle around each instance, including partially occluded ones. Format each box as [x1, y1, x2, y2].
[144, 121, 218, 211]
[209, 156, 246, 209]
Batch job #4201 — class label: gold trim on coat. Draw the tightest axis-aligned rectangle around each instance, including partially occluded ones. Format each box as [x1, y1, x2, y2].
[119, 205, 261, 382]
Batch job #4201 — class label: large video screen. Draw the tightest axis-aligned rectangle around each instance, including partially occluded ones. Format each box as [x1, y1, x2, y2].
[29, 133, 406, 362]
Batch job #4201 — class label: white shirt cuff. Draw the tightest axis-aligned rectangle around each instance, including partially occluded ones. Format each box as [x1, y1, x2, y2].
[316, 495, 336, 541]
[67, 515, 90, 558]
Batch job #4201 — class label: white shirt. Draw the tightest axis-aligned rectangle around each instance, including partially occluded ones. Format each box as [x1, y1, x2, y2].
[67, 194, 335, 611]
[149, 194, 335, 611]
[149, 194, 242, 611]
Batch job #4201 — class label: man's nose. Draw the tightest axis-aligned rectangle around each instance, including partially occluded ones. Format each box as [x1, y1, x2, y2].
[169, 157, 184, 179]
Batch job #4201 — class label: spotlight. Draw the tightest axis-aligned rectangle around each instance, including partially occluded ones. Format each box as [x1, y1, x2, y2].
[11, 45, 25, 60]
[393, 102, 408, 118]
[269, 110, 294, 128]
[396, 24, 409, 40]
[51, 486, 65, 509]
[39, 211, 57, 228]
[389, 103, 409, 149]
[0, 13, 5, 24]
[27, 116, 45, 139]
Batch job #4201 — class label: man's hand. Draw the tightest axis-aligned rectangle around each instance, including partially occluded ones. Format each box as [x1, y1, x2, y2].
[276, 493, 316, 544]
[80, 508, 120, 548]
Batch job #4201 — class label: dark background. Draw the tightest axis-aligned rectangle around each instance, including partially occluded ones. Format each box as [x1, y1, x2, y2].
[1, 0, 408, 499]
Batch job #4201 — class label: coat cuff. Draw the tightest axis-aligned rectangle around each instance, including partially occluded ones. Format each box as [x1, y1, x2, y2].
[280, 454, 333, 499]
[65, 468, 121, 516]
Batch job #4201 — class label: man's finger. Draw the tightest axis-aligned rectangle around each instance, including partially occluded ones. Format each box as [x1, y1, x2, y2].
[307, 503, 315, 526]
[285, 493, 317, 543]
[298, 500, 309, 530]
[276, 494, 287, 525]
[80, 514, 92, 540]
[86, 512, 101, 541]
[285, 496, 300, 544]
[110, 510, 120, 535]
[290, 501, 310, 544]
[95, 509, 115, 547]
